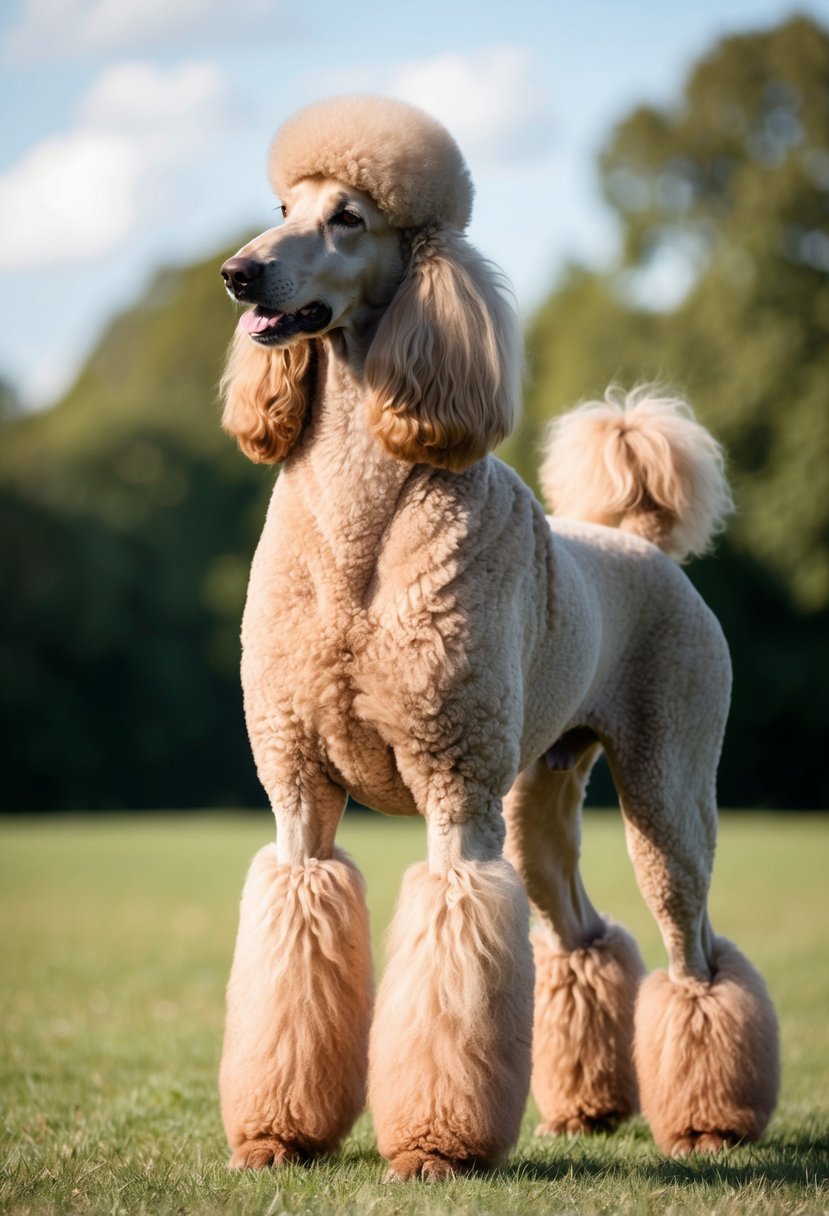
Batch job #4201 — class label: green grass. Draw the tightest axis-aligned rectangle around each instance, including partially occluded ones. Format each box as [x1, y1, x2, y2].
[1, 811, 827, 1215]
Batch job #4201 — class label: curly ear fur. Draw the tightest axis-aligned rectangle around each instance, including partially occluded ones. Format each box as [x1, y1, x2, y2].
[365, 227, 522, 471]
[220, 329, 318, 464]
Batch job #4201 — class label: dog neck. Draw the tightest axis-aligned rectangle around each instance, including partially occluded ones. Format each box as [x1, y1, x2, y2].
[279, 341, 417, 591]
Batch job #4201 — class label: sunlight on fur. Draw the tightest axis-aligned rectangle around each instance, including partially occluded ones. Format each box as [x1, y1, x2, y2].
[216, 94, 779, 1178]
[368, 859, 533, 1177]
[365, 228, 521, 470]
[531, 923, 646, 1135]
[220, 845, 373, 1166]
[540, 385, 734, 560]
[634, 936, 780, 1156]
[220, 329, 316, 464]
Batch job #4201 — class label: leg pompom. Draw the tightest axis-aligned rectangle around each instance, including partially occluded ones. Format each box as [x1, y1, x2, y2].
[532, 921, 646, 1136]
[634, 936, 780, 1156]
[368, 859, 533, 1180]
[220, 845, 373, 1167]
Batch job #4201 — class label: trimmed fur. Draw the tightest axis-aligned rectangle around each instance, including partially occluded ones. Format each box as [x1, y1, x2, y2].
[220, 845, 373, 1167]
[368, 860, 533, 1179]
[540, 386, 734, 561]
[531, 922, 647, 1135]
[217, 96, 779, 1171]
[634, 936, 780, 1156]
[269, 95, 474, 230]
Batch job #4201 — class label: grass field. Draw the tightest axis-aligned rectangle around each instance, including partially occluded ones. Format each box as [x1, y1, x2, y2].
[1, 811, 828, 1215]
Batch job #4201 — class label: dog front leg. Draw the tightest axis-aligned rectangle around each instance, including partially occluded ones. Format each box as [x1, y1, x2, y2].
[219, 775, 373, 1168]
[368, 791, 533, 1180]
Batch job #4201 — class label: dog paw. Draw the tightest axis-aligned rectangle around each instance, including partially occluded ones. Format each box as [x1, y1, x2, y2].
[670, 1131, 736, 1157]
[385, 1150, 470, 1181]
[535, 1111, 624, 1137]
[228, 1138, 308, 1169]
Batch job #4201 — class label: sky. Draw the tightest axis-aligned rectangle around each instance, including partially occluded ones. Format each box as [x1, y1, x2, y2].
[1, 0, 827, 409]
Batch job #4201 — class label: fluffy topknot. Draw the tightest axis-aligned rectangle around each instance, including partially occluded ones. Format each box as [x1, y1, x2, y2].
[269, 95, 474, 231]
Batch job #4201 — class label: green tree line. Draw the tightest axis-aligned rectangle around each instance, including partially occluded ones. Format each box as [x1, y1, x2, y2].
[1, 14, 827, 810]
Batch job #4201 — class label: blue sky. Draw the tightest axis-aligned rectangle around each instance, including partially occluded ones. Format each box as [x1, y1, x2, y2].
[1, 0, 827, 407]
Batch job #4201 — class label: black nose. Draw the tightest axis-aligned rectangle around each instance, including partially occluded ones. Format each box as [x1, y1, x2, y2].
[221, 256, 263, 295]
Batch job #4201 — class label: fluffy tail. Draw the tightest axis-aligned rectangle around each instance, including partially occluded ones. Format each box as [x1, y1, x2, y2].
[539, 386, 733, 562]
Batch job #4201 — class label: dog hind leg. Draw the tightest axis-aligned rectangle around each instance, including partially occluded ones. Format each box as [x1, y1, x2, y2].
[504, 743, 646, 1137]
[368, 796, 534, 1180]
[609, 741, 780, 1156]
[219, 778, 373, 1168]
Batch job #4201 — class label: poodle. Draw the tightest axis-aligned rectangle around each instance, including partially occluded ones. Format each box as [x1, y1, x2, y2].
[217, 95, 779, 1179]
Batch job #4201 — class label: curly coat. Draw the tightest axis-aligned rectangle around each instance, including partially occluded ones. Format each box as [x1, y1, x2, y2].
[216, 95, 779, 1179]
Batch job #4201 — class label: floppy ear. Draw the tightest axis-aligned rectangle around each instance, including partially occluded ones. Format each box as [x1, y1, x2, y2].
[220, 329, 318, 463]
[365, 226, 522, 471]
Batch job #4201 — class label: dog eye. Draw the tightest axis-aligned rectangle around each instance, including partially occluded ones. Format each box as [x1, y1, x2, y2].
[331, 209, 363, 229]
[279, 204, 288, 219]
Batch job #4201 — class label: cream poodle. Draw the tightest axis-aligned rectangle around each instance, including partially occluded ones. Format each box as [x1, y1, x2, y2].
[217, 95, 779, 1179]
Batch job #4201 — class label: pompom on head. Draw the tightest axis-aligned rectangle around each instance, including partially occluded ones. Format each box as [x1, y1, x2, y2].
[269, 95, 474, 231]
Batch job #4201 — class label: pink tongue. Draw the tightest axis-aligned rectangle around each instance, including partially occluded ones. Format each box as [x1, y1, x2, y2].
[239, 307, 283, 334]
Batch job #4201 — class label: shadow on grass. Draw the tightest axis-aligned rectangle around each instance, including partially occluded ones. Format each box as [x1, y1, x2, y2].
[207, 1123, 829, 1193]
[495, 1127, 829, 1187]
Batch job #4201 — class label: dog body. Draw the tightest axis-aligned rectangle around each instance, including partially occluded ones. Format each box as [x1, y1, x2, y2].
[217, 96, 779, 1179]
[243, 395, 726, 845]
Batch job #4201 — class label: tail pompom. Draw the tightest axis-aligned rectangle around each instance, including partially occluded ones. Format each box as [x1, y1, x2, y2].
[539, 386, 733, 562]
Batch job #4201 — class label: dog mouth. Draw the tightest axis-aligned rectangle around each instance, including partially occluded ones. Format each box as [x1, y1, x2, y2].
[239, 302, 333, 344]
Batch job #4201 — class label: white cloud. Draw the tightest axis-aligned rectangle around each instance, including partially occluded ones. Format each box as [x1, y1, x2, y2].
[0, 132, 138, 268]
[5, 0, 285, 59]
[392, 48, 556, 166]
[80, 60, 236, 156]
[0, 60, 237, 271]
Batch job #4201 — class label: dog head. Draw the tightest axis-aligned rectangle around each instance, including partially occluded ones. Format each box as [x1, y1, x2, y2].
[220, 95, 521, 471]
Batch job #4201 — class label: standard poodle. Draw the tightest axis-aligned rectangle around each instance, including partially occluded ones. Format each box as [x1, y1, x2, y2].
[216, 95, 779, 1179]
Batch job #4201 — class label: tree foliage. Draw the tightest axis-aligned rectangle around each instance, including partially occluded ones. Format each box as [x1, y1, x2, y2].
[0, 250, 273, 809]
[511, 13, 829, 806]
[1, 15, 826, 809]
[600, 12, 829, 612]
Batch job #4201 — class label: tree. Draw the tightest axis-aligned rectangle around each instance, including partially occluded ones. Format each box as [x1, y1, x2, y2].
[0, 249, 274, 810]
[600, 12, 829, 612]
[1, 15, 826, 809]
[515, 13, 829, 806]
[0, 375, 21, 421]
